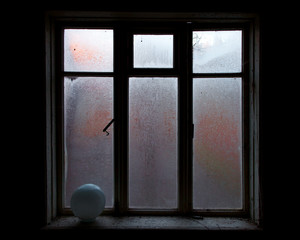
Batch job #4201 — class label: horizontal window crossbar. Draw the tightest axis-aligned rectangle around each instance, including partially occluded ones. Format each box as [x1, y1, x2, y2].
[128, 68, 178, 76]
[63, 71, 115, 77]
[128, 74, 179, 78]
[192, 72, 243, 78]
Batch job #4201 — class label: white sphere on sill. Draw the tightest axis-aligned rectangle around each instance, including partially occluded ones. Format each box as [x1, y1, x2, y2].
[70, 184, 106, 222]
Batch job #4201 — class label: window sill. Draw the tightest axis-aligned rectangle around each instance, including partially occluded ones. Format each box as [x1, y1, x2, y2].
[42, 216, 261, 231]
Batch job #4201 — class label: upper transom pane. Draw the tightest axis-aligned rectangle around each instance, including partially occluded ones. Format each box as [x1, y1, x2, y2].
[64, 29, 113, 72]
[134, 35, 173, 68]
[193, 31, 242, 73]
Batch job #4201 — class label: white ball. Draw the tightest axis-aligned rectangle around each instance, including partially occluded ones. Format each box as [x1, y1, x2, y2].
[70, 184, 106, 222]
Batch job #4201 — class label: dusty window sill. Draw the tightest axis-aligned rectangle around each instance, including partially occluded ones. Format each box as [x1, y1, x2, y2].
[42, 216, 261, 231]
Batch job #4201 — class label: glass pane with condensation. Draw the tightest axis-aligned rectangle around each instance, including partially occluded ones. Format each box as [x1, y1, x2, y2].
[64, 29, 113, 72]
[64, 77, 113, 208]
[134, 35, 173, 68]
[193, 31, 242, 73]
[129, 77, 177, 208]
[193, 78, 242, 209]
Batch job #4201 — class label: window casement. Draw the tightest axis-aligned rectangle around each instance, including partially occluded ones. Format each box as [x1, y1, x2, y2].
[45, 11, 261, 227]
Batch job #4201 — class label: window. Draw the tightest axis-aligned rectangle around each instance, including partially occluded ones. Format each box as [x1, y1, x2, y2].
[192, 31, 243, 210]
[129, 77, 178, 209]
[63, 29, 114, 209]
[45, 12, 261, 226]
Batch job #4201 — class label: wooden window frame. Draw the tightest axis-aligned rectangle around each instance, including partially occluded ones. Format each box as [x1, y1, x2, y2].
[45, 11, 261, 225]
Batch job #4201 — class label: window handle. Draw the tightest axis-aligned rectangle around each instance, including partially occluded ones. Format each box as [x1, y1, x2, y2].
[103, 119, 115, 136]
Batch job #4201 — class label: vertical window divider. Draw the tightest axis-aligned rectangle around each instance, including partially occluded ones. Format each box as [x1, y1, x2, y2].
[177, 26, 184, 213]
[58, 23, 69, 215]
[178, 22, 193, 214]
[113, 24, 121, 215]
[114, 23, 129, 215]
[242, 24, 250, 216]
[56, 23, 64, 217]
[186, 22, 194, 214]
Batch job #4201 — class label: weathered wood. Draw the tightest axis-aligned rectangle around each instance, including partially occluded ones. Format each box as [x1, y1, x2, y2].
[43, 216, 261, 231]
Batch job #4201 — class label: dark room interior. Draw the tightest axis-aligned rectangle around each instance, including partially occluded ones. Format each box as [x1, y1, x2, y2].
[10, 1, 289, 236]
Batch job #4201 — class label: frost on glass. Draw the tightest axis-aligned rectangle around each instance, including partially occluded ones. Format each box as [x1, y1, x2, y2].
[193, 78, 242, 209]
[64, 29, 113, 72]
[193, 31, 242, 73]
[134, 35, 173, 68]
[64, 77, 113, 208]
[129, 77, 177, 208]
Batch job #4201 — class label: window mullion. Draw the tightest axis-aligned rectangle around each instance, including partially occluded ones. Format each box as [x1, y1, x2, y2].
[178, 23, 193, 214]
[113, 24, 129, 215]
[186, 23, 194, 214]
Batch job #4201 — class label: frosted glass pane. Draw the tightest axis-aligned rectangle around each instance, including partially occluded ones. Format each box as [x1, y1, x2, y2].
[134, 35, 173, 68]
[193, 31, 242, 73]
[64, 77, 113, 208]
[129, 77, 177, 208]
[64, 29, 113, 72]
[193, 78, 242, 209]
